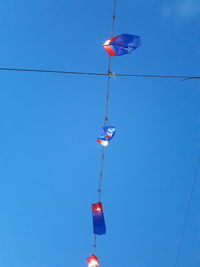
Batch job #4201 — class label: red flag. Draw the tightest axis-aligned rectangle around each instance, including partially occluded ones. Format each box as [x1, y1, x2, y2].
[87, 254, 100, 267]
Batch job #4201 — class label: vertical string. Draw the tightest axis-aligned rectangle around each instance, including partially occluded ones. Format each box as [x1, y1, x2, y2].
[98, 147, 105, 202]
[111, 0, 117, 37]
[104, 75, 111, 126]
[92, 0, 117, 252]
[174, 158, 200, 267]
[92, 234, 97, 253]
[99, 0, 117, 201]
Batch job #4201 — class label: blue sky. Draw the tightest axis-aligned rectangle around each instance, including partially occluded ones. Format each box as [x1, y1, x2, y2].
[0, 0, 199, 266]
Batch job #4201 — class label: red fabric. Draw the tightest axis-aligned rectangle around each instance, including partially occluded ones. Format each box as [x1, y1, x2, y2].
[103, 45, 116, 56]
[107, 36, 118, 43]
[87, 254, 99, 264]
[92, 202, 103, 212]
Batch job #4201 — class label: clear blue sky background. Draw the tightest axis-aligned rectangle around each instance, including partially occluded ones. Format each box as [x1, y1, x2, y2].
[0, 0, 199, 266]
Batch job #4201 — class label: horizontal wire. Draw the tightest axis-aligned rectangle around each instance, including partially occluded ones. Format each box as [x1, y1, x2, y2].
[115, 73, 200, 80]
[0, 67, 199, 80]
[0, 67, 106, 76]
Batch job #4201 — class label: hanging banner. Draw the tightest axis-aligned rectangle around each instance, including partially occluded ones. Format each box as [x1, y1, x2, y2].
[92, 202, 106, 235]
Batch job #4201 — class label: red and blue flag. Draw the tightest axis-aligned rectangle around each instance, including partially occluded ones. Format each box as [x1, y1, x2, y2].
[97, 126, 115, 147]
[103, 34, 141, 56]
[92, 202, 106, 235]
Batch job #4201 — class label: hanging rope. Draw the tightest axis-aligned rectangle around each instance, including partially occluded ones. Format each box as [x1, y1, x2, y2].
[174, 158, 200, 267]
[92, 0, 117, 252]
[97, 0, 117, 210]
[100, 0, 117, 195]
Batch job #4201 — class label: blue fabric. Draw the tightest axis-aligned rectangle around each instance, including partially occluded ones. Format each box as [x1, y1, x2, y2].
[98, 126, 116, 141]
[110, 34, 141, 56]
[93, 211, 106, 235]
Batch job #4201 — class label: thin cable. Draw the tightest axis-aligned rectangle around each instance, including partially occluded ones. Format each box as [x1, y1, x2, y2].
[0, 67, 107, 76]
[115, 73, 200, 80]
[174, 158, 200, 267]
[92, 234, 97, 253]
[104, 75, 111, 125]
[104, 0, 116, 120]
[102, 0, 117, 124]
[111, 0, 117, 37]
[98, 0, 117, 202]
[0, 67, 199, 80]
[97, 147, 105, 201]
[93, 0, 117, 252]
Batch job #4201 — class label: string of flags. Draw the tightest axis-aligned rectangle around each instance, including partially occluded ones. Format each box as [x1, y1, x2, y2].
[86, 2, 141, 266]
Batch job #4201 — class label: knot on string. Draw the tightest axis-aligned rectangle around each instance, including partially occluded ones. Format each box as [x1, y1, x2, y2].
[108, 71, 115, 78]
